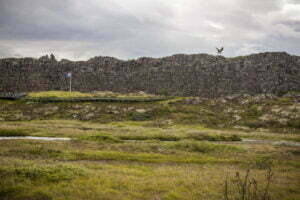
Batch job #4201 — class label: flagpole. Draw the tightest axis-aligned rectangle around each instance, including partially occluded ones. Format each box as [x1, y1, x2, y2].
[69, 75, 72, 93]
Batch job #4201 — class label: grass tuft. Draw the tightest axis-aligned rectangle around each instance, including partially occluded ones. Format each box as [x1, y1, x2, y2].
[81, 134, 122, 143]
[168, 141, 244, 153]
[119, 135, 180, 141]
[186, 132, 242, 141]
[0, 164, 85, 182]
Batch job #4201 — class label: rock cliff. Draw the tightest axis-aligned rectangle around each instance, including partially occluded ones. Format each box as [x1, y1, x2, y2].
[0, 52, 299, 97]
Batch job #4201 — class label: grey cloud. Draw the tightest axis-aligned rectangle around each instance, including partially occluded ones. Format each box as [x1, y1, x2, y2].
[287, 0, 300, 4]
[279, 20, 300, 32]
[0, 0, 141, 41]
[0, 0, 299, 60]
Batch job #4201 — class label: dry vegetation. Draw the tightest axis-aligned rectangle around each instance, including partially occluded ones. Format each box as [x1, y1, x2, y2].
[0, 92, 299, 200]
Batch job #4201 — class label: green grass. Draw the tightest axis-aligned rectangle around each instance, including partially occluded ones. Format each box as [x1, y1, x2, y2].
[186, 132, 242, 141]
[27, 91, 160, 99]
[0, 132, 299, 200]
[167, 141, 244, 153]
[0, 162, 85, 200]
[0, 142, 239, 164]
[63, 150, 235, 164]
[0, 93, 299, 200]
[27, 91, 95, 98]
[0, 164, 85, 182]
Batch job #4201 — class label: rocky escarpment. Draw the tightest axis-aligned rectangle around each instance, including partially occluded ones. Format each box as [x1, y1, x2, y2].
[0, 52, 299, 97]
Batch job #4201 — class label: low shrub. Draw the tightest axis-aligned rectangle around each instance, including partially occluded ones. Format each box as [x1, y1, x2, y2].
[82, 134, 121, 143]
[187, 132, 242, 141]
[169, 141, 243, 153]
[119, 135, 180, 141]
[242, 120, 265, 129]
[0, 128, 29, 136]
[119, 135, 150, 141]
[128, 112, 152, 121]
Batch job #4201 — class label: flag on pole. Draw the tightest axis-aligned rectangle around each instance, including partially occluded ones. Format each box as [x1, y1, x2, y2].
[65, 72, 72, 92]
[65, 72, 72, 78]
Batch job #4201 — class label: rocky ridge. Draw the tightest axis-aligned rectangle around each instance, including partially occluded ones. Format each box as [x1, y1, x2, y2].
[0, 52, 299, 97]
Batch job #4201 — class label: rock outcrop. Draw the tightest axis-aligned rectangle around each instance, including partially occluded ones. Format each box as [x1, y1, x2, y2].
[0, 52, 299, 97]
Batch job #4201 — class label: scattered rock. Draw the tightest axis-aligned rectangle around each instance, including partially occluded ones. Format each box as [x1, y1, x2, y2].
[233, 114, 242, 121]
[256, 128, 269, 132]
[136, 109, 147, 113]
[72, 114, 78, 119]
[225, 94, 242, 100]
[280, 110, 291, 118]
[233, 125, 250, 130]
[259, 114, 275, 121]
[108, 105, 117, 110]
[73, 105, 83, 109]
[271, 106, 281, 113]
[278, 118, 288, 125]
[82, 113, 95, 120]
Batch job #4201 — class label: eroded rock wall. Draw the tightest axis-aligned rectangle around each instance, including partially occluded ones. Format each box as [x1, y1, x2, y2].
[0, 52, 299, 97]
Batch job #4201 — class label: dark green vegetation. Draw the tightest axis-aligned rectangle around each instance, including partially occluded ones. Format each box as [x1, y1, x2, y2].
[0, 92, 299, 200]
[0, 128, 30, 136]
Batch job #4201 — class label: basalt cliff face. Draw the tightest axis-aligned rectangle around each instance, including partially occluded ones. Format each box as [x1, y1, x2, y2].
[0, 52, 299, 97]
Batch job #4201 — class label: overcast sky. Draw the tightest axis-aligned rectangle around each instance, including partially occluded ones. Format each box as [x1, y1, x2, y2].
[0, 0, 299, 60]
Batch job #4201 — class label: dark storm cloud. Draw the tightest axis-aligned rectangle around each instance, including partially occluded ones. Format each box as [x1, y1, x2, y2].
[0, 0, 299, 60]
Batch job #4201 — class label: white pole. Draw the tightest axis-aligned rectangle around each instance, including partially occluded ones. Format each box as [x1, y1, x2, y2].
[69, 75, 72, 93]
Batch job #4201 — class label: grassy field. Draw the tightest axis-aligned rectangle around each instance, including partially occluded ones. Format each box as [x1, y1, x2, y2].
[26, 91, 159, 99]
[0, 92, 299, 200]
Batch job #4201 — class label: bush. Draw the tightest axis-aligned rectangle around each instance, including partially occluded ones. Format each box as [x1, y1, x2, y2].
[245, 105, 263, 118]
